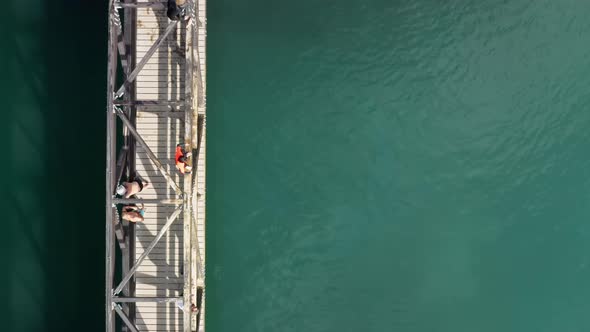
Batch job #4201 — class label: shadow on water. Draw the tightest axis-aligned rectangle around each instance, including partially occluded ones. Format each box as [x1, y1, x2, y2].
[1, 1, 107, 331]
[42, 1, 107, 331]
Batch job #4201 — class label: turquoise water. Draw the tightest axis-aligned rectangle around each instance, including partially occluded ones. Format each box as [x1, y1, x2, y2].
[2, 0, 590, 331]
[207, 0, 590, 331]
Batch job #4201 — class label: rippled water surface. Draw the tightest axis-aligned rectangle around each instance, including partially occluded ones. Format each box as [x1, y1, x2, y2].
[208, 1, 590, 331]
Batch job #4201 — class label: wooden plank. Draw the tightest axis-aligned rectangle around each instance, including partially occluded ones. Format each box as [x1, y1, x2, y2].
[117, 20, 181, 99]
[195, 0, 207, 328]
[137, 321, 183, 327]
[136, 313, 182, 319]
[135, 327, 183, 332]
[136, 115, 184, 120]
[136, 232, 183, 241]
[137, 82, 186, 89]
[136, 237, 184, 245]
[137, 324, 183, 329]
[135, 305, 180, 312]
[132, 2, 201, 330]
[135, 255, 182, 262]
[136, 267, 182, 274]
[136, 247, 183, 255]
[133, 256, 182, 264]
[136, 277, 184, 284]
[134, 64, 185, 71]
[135, 281, 183, 288]
[135, 250, 182, 257]
[136, 322, 183, 327]
[136, 213, 180, 219]
[135, 287, 183, 293]
[131, 183, 180, 191]
[135, 108, 184, 116]
[137, 220, 182, 226]
[135, 311, 181, 317]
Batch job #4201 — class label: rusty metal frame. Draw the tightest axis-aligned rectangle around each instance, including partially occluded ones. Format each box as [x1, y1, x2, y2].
[106, 1, 199, 331]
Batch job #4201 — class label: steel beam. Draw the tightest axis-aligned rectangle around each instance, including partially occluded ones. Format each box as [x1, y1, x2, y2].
[192, 118, 205, 281]
[136, 110, 185, 118]
[114, 304, 140, 332]
[182, 18, 195, 331]
[191, 214, 205, 279]
[105, 11, 117, 332]
[115, 107, 183, 196]
[114, 146, 129, 253]
[113, 205, 184, 295]
[114, 100, 186, 108]
[114, 209, 127, 250]
[113, 297, 182, 303]
[115, 20, 180, 99]
[113, 146, 128, 253]
[112, 9, 129, 75]
[121, 3, 137, 328]
[194, 39, 205, 108]
[113, 198, 184, 205]
[115, 146, 128, 185]
[106, 4, 118, 332]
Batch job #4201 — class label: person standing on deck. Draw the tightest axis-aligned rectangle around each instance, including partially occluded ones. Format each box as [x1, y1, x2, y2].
[117, 178, 149, 198]
[175, 144, 192, 174]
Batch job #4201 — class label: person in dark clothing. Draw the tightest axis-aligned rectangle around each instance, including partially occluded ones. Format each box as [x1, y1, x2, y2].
[117, 178, 149, 198]
[167, 0, 186, 21]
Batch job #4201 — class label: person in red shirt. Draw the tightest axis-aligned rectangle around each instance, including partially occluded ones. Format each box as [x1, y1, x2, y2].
[175, 144, 192, 174]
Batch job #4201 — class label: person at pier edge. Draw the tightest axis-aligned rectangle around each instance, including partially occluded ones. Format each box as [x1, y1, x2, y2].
[167, 0, 187, 21]
[122, 205, 145, 223]
[117, 178, 149, 198]
[175, 144, 192, 174]
[174, 299, 199, 313]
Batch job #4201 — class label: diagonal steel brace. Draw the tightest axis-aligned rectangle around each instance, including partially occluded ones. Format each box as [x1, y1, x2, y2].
[113, 205, 183, 295]
[115, 107, 183, 196]
[115, 20, 179, 99]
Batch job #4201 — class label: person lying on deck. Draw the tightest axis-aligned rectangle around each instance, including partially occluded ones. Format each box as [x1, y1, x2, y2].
[175, 144, 192, 174]
[122, 205, 145, 223]
[117, 178, 149, 198]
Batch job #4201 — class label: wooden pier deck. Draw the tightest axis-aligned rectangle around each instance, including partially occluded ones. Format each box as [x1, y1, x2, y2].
[106, 1, 206, 331]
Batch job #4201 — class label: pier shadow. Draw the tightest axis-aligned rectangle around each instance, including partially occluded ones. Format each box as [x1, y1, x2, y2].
[1, 1, 106, 331]
[40, 1, 107, 331]
[2, 1, 191, 331]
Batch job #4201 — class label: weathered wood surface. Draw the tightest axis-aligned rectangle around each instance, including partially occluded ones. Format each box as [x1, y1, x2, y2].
[134, 1, 186, 331]
[132, 0, 206, 331]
